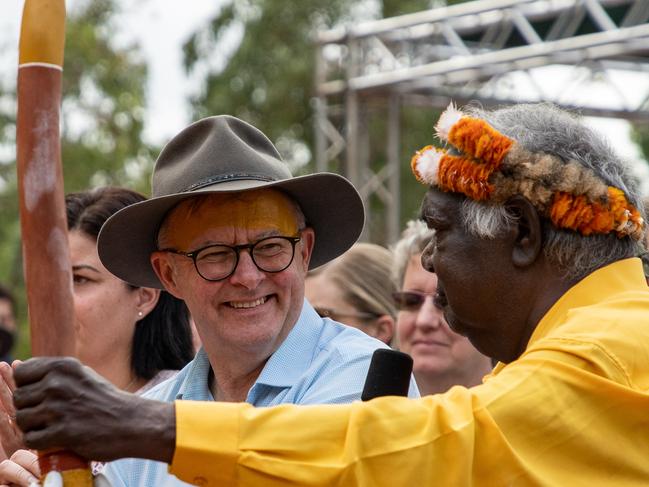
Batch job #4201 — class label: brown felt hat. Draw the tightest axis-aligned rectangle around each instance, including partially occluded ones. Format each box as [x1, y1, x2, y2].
[97, 115, 365, 288]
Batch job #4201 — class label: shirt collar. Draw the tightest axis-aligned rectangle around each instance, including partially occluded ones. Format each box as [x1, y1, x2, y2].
[528, 257, 647, 348]
[489, 257, 647, 378]
[176, 301, 326, 397]
[253, 300, 325, 388]
[176, 347, 214, 401]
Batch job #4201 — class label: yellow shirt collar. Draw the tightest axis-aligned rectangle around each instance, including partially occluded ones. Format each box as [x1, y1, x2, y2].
[490, 257, 647, 376]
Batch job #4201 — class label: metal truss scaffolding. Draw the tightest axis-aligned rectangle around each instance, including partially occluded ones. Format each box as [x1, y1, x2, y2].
[314, 0, 649, 244]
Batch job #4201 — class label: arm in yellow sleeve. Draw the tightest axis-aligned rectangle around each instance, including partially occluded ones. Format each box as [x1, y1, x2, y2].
[170, 344, 649, 487]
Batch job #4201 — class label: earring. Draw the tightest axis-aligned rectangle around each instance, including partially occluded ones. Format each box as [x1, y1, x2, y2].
[137, 311, 143, 318]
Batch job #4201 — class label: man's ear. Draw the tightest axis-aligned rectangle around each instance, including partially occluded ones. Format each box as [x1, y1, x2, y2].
[299, 227, 316, 271]
[506, 196, 542, 268]
[150, 251, 184, 299]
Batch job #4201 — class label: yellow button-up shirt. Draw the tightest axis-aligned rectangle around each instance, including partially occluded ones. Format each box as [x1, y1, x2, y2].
[170, 258, 649, 486]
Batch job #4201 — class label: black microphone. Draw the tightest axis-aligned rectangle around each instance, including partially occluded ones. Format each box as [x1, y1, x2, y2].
[361, 349, 413, 401]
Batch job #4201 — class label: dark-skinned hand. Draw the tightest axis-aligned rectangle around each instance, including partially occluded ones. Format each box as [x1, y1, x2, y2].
[12, 357, 175, 463]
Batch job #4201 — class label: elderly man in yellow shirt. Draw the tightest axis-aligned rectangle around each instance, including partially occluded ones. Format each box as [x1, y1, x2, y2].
[12, 103, 649, 486]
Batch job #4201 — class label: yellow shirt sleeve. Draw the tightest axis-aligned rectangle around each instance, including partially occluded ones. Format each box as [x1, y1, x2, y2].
[170, 341, 649, 486]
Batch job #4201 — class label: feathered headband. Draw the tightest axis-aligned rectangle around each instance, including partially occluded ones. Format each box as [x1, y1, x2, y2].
[411, 104, 645, 240]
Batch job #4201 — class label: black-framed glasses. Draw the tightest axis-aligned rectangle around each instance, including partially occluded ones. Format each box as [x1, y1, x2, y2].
[314, 307, 379, 322]
[392, 291, 435, 312]
[162, 235, 301, 282]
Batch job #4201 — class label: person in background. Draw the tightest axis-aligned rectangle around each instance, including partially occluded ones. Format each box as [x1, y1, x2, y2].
[0, 187, 194, 485]
[392, 220, 493, 394]
[305, 242, 397, 345]
[64, 188, 194, 394]
[0, 286, 17, 364]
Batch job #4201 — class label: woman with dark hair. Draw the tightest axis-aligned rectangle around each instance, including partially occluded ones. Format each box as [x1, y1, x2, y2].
[64, 187, 194, 391]
[0, 187, 194, 484]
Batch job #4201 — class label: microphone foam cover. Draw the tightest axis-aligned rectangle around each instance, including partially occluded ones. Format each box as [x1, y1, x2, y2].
[361, 348, 413, 401]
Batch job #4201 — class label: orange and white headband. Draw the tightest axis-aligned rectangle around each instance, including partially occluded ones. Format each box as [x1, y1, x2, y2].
[411, 103, 645, 240]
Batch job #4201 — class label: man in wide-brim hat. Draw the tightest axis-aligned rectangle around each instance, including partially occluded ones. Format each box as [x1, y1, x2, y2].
[93, 115, 417, 485]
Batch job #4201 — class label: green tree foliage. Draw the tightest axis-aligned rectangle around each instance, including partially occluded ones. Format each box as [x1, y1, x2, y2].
[183, 0, 357, 168]
[382, 0, 435, 17]
[183, 0, 437, 242]
[0, 0, 151, 357]
[632, 126, 649, 189]
[60, 1, 153, 193]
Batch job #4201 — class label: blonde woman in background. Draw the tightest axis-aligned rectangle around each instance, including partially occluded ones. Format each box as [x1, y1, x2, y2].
[392, 220, 493, 395]
[305, 242, 396, 345]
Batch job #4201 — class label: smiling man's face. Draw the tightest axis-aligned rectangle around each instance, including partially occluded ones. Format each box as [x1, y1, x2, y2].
[419, 188, 532, 363]
[152, 189, 314, 362]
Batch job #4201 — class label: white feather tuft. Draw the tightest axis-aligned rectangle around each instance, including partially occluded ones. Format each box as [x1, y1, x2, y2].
[415, 148, 443, 185]
[435, 102, 464, 141]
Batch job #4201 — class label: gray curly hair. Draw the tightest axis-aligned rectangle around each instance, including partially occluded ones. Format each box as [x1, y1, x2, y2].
[455, 103, 646, 281]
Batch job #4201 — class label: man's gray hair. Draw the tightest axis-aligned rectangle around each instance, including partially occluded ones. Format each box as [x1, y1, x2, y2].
[457, 103, 646, 281]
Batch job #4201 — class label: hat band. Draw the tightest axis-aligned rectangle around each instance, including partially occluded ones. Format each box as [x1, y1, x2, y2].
[183, 173, 278, 192]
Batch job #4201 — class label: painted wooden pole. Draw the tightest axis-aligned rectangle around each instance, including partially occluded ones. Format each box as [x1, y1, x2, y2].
[16, 0, 92, 484]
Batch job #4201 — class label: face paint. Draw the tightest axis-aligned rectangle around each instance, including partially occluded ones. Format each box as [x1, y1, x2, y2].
[162, 189, 300, 250]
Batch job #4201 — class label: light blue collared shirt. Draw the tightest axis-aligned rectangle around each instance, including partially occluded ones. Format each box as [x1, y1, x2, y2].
[103, 301, 419, 486]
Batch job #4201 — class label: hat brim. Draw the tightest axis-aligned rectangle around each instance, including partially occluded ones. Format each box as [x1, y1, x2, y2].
[97, 173, 364, 288]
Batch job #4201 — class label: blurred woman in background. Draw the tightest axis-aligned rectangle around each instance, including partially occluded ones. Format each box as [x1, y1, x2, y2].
[63, 187, 195, 392]
[392, 220, 493, 395]
[305, 242, 397, 345]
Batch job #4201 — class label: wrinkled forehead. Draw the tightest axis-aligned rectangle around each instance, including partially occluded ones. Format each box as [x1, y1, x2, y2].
[420, 187, 463, 219]
[160, 188, 300, 249]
